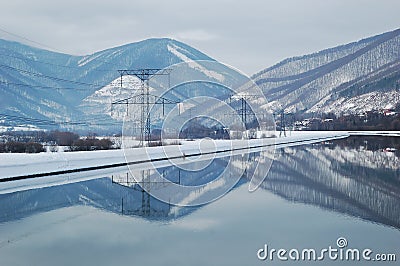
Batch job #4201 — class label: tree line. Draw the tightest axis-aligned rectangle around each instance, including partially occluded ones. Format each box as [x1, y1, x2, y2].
[304, 112, 400, 131]
[0, 131, 114, 153]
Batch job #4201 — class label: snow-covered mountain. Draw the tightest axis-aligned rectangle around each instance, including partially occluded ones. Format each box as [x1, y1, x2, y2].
[2, 29, 400, 133]
[253, 28, 400, 114]
[0, 38, 214, 132]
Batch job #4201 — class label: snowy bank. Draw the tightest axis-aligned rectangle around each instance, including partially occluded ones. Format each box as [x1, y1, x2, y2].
[0, 131, 351, 194]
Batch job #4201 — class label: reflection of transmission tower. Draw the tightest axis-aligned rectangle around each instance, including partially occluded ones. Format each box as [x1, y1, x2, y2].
[116, 170, 171, 217]
[112, 69, 176, 147]
[137, 170, 151, 215]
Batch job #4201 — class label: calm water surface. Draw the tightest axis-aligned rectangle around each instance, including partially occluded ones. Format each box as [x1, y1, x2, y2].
[0, 137, 399, 265]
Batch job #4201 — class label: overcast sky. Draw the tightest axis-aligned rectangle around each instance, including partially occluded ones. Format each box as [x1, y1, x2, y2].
[0, 0, 399, 75]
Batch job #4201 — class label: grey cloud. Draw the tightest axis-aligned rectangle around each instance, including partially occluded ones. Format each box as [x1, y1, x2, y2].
[0, 0, 399, 74]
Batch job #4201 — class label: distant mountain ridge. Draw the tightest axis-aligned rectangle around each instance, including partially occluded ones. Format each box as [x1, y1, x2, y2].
[1, 29, 400, 133]
[0, 38, 213, 132]
[253, 28, 400, 114]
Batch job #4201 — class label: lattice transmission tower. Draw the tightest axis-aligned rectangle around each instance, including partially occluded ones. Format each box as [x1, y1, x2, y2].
[112, 69, 178, 147]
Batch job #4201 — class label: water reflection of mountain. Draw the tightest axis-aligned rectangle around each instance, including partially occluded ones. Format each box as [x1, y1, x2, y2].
[262, 143, 400, 229]
[0, 157, 247, 223]
[0, 138, 399, 229]
[0, 177, 189, 223]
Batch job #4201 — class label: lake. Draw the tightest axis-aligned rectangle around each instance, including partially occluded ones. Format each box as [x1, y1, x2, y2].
[0, 136, 399, 265]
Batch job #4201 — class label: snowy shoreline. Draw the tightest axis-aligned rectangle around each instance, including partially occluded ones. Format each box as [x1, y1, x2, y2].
[0, 131, 398, 194]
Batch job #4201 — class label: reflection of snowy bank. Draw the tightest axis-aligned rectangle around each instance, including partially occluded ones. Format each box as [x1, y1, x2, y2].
[309, 146, 400, 170]
[263, 143, 400, 229]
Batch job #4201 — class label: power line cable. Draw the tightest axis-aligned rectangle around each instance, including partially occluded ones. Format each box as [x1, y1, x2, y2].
[0, 113, 122, 127]
[0, 51, 114, 73]
[0, 27, 126, 70]
[0, 63, 106, 87]
[0, 27, 62, 54]
[0, 80, 106, 91]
